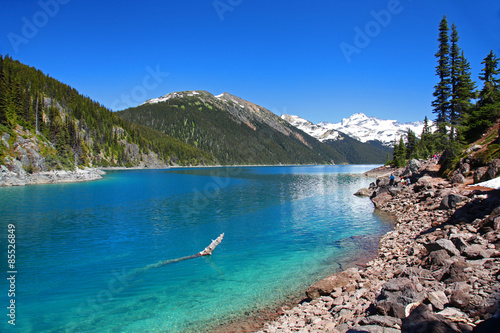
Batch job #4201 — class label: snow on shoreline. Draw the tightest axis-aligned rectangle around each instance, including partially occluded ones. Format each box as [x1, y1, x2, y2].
[470, 176, 500, 190]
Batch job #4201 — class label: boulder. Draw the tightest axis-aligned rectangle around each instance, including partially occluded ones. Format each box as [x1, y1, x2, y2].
[427, 290, 448, 311]
[460, 162, 471, 176]
[354, 188, 373, 197]
[402, 304, 461, 333]
[441, 261, 473, 283]
[463, 244, 490, 260]
[450, 172, 465, 184]
[486, 159, 500, 180]
[347, 325, 401, 333]
[448, 283, 471, 309]
[407, 159, 422, 175]
[428, 249, 451, 266]
[424, 239, 461, 257]
[450, 236, 469, 254]
[375, 278, 425, 318]
[474, 167, 489, 183]
[306, 268, 361, 300]
[414, 176, 434, 193]
[1, 133, 10, 148]
[372, 192, 393, 209]
[439, 194, 467, 210]
[359, 315, 402, 328]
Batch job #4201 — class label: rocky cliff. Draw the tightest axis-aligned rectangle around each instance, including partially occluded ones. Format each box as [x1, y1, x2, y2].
[0, 125, 168, 187]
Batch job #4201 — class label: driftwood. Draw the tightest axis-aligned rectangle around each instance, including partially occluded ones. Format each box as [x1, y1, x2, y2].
[198, 233, 224, 256]
[131, 233, 225, 276]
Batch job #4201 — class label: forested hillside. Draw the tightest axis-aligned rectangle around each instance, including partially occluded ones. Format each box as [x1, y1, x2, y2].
[0, 55, 214, 172]
[117, 91, 347, 165]
[324, 135, 392, 164]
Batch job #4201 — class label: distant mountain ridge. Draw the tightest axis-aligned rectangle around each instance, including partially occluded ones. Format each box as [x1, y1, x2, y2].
[118, 90, 348, 165]
[281, 113, 427, 147]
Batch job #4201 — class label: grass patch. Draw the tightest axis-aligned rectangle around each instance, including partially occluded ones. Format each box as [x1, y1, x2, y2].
[479, 130, 498, 146]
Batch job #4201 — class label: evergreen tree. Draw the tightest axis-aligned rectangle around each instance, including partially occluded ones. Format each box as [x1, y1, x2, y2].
[417, 116, 434, 158]
[405, 128, 417, 159]
[392, 137, 407, 167]
[478, 50, 500, 107]
[449, 23, 461, 139]
[455, 51, 477, 139]
[432, 15, 451, 136]
[464, 51, 500, 141]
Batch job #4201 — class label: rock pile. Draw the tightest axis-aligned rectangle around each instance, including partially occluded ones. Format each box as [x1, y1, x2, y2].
[257, 159, 500, 333]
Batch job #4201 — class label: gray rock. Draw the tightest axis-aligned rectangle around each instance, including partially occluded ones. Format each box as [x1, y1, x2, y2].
[460, 162, 471, 176]
[1, 133, 10, 148]
[466, 145, 482, 153]
[486, 159, 500, 180]
[359, 315, 402, 328]
[450, 236, 469, 254]
[388, 186, 402, 196]
[375, 278, 425, 319]
[306, 268, 361, 300]
[474, 167, 489, 183]
[429, 249, 451, 266]
[449, 285, 471, 309]
[441, 261, 472, 283]
[355, 188, 374, 197]
[450, 172, 465, 184]
[408, 159, 422, 174]
[463, 244, 490, 260]
[428, 290, 448, 311]
[372, 192, 393, 209]
[424, 239, 461, 257]
[439, 194, 467, 210]
[347, 325, 401, 333]
[402, 304, 461, 333]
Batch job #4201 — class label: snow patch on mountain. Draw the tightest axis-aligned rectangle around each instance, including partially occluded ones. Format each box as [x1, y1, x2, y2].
[143, 91, 203, 104]
[281, 113, 428, 147]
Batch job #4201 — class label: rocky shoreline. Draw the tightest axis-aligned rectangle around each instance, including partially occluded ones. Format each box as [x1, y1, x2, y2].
[255, 159, 500, 333]
[0, 166, 105, 187]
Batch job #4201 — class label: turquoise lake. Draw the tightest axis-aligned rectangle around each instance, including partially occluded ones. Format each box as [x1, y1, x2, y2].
[0, 165, 392, 332]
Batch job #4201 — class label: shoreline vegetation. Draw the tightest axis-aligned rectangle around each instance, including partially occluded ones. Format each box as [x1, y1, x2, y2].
[245, 158, 500, 333]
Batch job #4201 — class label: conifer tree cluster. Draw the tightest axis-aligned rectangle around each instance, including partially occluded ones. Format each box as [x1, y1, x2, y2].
[390, 15, 500, 168]
[0, 55, 213, 170]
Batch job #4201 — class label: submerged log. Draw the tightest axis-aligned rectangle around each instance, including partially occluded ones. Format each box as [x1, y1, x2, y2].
[132, 233, 225, 276]
[199, 233, 225, 256]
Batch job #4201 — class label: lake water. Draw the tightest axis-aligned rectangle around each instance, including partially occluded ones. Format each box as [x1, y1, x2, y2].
[0, 165, 392, 333]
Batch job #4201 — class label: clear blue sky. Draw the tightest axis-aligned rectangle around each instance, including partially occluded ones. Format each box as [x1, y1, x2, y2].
[0, 0, 499, 123]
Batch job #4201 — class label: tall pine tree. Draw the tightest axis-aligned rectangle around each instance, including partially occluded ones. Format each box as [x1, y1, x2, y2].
[463, 51, 500, 141]
[478, 50, 500, 107]
[449, 23, 461, 139]
[432, 15, 451, 139]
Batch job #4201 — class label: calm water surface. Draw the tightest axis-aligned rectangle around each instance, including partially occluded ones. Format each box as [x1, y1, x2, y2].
[0, 165, 392, 332]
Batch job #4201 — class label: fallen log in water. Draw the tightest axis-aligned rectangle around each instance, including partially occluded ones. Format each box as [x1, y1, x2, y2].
[131, 233, 225, 276]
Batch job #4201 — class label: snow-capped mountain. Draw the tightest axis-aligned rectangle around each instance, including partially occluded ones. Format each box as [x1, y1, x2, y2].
[281, 113, 428, 147]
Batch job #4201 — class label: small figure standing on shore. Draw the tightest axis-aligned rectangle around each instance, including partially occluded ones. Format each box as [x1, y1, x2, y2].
[389, 174, 395, 186]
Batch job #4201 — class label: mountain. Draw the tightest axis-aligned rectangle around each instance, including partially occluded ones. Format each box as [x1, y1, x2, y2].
[282, 113, 427, 147]
[118, 91, 347, 165]
[281, 115, 393, 164]
[0, 55, 214, 177]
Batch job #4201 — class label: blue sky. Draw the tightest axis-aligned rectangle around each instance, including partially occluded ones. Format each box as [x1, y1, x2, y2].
[0, 0, 499, 124]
